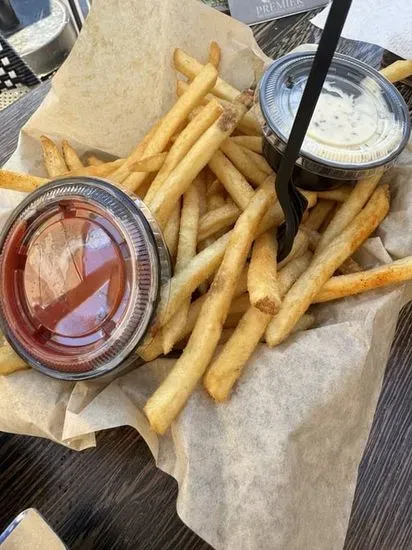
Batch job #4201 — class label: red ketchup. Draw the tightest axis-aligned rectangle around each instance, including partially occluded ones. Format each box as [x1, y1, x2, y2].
[0, 178, 170, 380]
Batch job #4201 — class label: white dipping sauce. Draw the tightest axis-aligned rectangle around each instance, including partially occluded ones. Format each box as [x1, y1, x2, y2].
[287, 77, 403, 165]
[307, 83, 378, 146]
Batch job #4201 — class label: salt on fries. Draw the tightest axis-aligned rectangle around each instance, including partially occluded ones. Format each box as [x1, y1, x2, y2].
[1, 48, 412, 439]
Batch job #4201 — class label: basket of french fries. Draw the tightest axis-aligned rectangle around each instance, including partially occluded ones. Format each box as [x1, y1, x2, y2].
[1, 0, 412, 548]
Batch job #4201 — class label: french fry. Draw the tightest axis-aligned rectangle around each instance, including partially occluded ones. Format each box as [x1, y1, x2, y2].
[132, 152, 167, 172]
[0, 170, 48, 192]
[230, 136, 263, 154]
[208, 150, 255, 210]
[266, 185, 390, 347]
[154, 231, 232, 330]
[316, 173, 382, 254]
[277, 229, 309, 269]
[317, 186, 352, 202]
[303, 226, 361, 273]
[173, 48, 261, 135]
[61, 140, 84, 170]
[144, 186, 273, 433]
[304, 200, 335, 231]
[0, 343, 28, 375]
[196, 172, 208, 216]
[220, 138, 267, 186]
[314, 256, 412, 302]
[240, 147, 273, 175]
[150, 95, 250, 228]
[208, 41, 221, 68]
[162, 184, 200, 354]
[109, 121, 162, 184]
[198, 203, 240, 241]
[176, 79, 257, 136]
[218, 313, 315, 345]
[248, 231, 280, 315]
[138, 266, 248, 362]
[40, 136, 68, 177]
[204, 251, 312, 401]
[122, 63, 218, 192]
[380, 59, 412, 83]
[276, 251, 312, 296]
[85, 154, 105, 166]
[145, 101, 223, 205]
[163, 201, 181, 261]
[64, 158, 124, 178]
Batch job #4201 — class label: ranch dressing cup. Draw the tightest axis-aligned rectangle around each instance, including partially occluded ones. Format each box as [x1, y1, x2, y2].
[256, 51, 411, 190]
[0, 178, 171, 380]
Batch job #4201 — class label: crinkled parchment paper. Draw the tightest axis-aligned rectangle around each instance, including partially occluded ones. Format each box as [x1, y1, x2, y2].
[1, 1, 412, 548]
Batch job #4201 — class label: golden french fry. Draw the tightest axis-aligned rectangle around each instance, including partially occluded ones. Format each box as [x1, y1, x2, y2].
[240, 147, 272, 175]
[0, 343, 28, 375]
[198, 203, 240, 241]
[302, 226, 320, 252]
[220, 138, 267, 186]
[304, 200, 335, 231]
[266, 185, 390, 347]
[155, 231, 232, 330]
[209, 150, 255, 210]
[61, 140, 84, 170]
[145, 101, 223, 205]
[109, 121, 162, 184]
[40, 136, 68, 177]
[0, 170, 48, 192]
[138, 266, 248, 362]
[317, 186, 352, 202]
[173, 48, 261, 135]
[204, 251, 312, 401]
[131, 152, 167, 172]
[278, 229, 309, 269]
[85, 154, 105, 166]
[205, 306, 270, 400]
[162, 184, 200, 354]
[302, 226, 360, 275]
[276, 251, 313, 296]
[195, 172, 208, 217]
[230, 136, 263, 154]
[144, 186, 273, 433]
[208, 41, 221, 68]
[155, 179, 308, 331]
[380, 59, 412, 83]
[150, 95, 250, 228]
[163, 201, 181, 261]
[314, 257, 412, 302]
[123, 63, 218, 192]
[248, 231, 280, 315]
[218, 313, 315, 346]
[176, 79, 258, 136]
[316, 173, 382, 254]
[64, 158, 124, 178]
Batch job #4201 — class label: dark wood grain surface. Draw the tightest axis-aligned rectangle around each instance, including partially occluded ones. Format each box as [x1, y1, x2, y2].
[1, 11, 412, 550]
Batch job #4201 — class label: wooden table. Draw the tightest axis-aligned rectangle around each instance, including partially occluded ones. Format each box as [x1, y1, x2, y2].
[1, 11, 412, 550]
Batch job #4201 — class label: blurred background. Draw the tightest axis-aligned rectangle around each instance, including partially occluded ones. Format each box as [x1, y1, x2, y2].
[0, 0, 90, 109]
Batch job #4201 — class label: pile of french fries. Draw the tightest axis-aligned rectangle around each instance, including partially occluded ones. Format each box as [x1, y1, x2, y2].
[1, 44, 412, 434]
